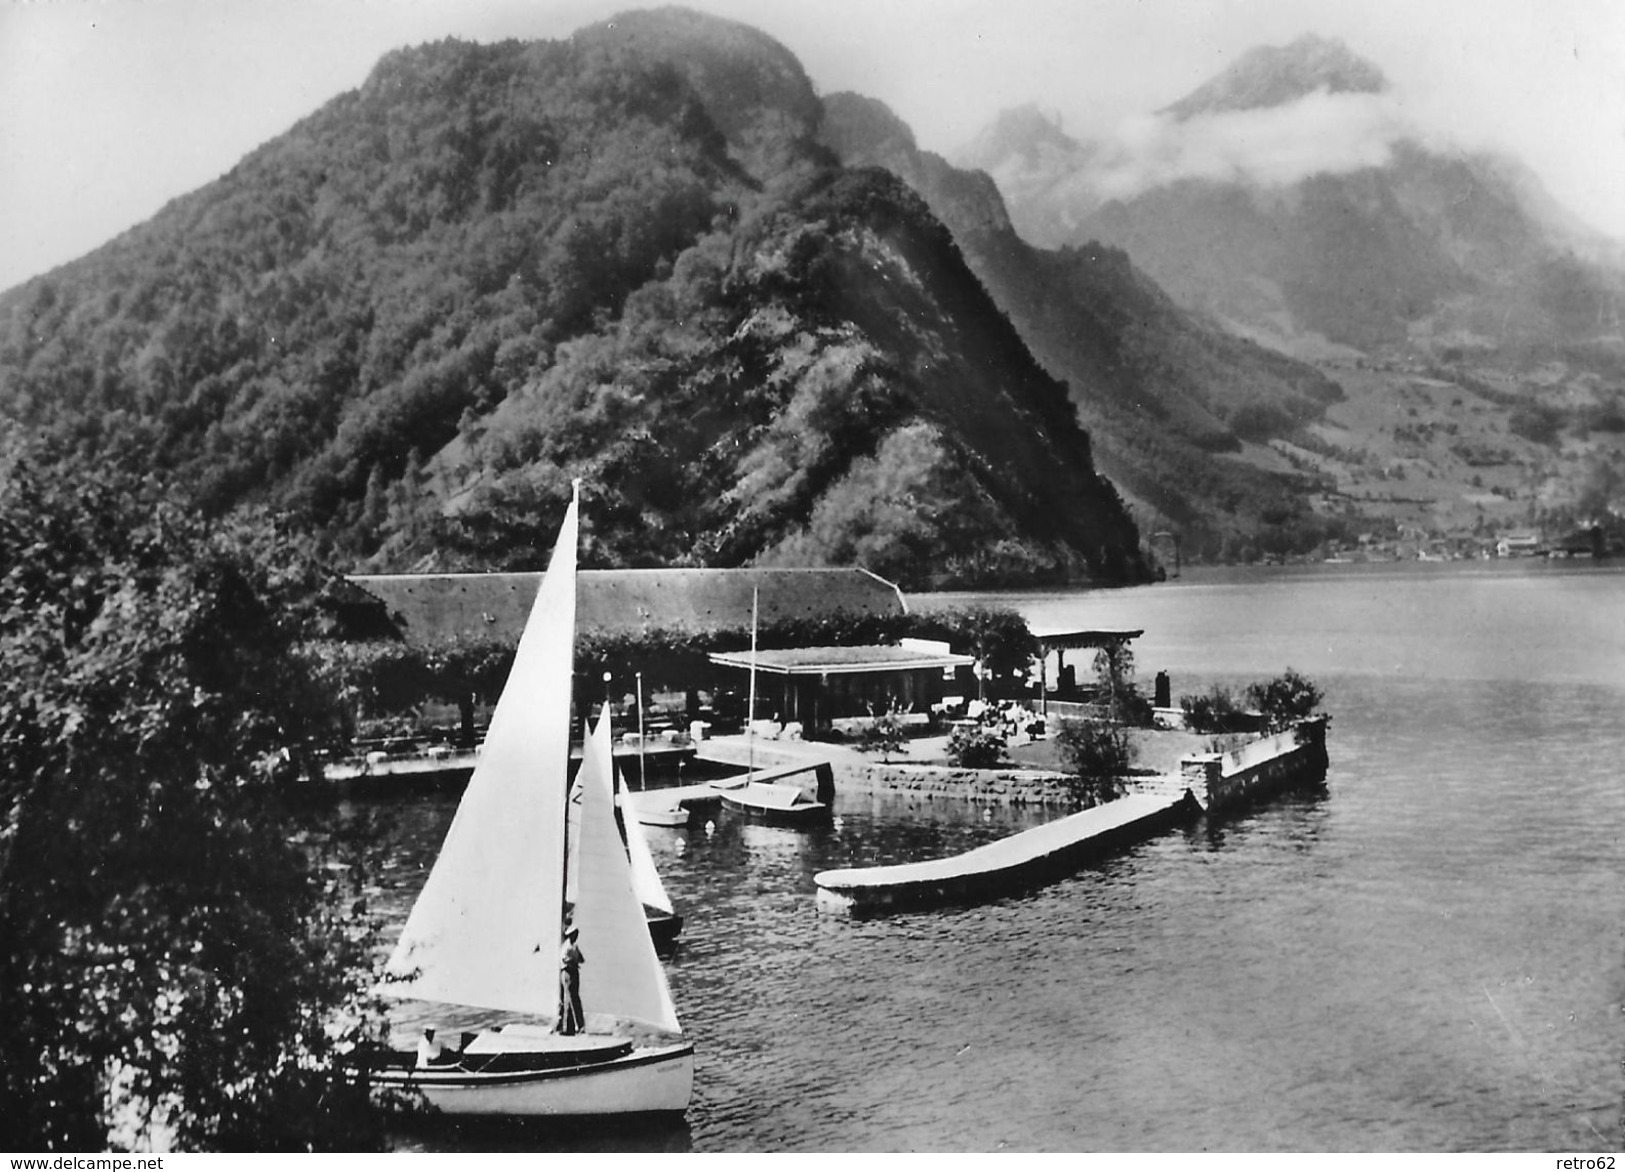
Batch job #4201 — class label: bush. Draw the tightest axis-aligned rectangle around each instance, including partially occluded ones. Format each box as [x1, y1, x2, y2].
[1053, 718, 1136, 807]
[858, 711, 908, 761]
[1244, 669, 1324, 731]
[947, 724, 1006, 769]
[1180, 685, 1246, 734]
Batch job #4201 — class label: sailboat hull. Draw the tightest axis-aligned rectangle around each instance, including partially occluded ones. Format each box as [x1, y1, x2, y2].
[647, 909, 684, 956]
[373, 1040, 694, 1117]
[720, 790, 832, 828]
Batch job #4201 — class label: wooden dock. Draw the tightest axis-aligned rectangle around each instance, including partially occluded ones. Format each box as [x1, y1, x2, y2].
[814, 789, 1200, 915]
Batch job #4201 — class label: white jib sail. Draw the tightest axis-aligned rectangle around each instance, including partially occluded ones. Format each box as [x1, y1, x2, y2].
[574, 707, 682, 1034]
[620, 770, 674, 917]
[383, 490, 579, 1019]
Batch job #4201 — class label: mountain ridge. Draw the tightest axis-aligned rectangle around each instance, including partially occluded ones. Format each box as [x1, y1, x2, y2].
[821, 89, 1349, 556]
[956, 35, 1625, 549]
[961, 35, 1625, 359]
[0, 8, 1148, 589]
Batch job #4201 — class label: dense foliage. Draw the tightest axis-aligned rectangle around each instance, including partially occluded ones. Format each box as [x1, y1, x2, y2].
[1179, 684, 1249, 734]
[1180, 670, 1325, 734]
[0, 444, 386, 1151]
[0, 11, 1145, 589]
[319, 604, 1035, 731]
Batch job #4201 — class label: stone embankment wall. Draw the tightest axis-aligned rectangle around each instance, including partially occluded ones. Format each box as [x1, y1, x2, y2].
[1179, 717, 1329, 812]
[701, 716, 1329, 810]
[833, 758, 1077, 807]
[699, 736, 1076, 806]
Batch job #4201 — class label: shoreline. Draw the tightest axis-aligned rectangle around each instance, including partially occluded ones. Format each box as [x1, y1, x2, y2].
[696, 725, 1213, 808]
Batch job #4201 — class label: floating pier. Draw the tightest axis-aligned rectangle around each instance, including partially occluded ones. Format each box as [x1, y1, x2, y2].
[814, 789, 1200, 915]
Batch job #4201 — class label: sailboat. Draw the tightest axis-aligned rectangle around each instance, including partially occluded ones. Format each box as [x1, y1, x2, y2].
[368, 485, 693, 1117]
[567, 764, 684, 955]
[618, 769, 684, 955]
[624, 673, 691, 828]
[714, 584, 832, 827]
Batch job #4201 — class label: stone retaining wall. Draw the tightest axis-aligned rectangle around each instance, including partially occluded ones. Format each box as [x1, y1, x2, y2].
[1179, 717, 1329, 812]
[700, 716, 1329, 811]
[832, 758, 1078, 807]
[696, 736, 1078, 806]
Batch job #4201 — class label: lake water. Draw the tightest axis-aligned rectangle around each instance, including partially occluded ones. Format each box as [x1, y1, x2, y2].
[364, 559, 1625, 1152]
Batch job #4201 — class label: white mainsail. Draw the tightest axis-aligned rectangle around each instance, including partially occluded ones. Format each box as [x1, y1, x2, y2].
[620, 771, 675, 917]
[573, 709, 682, 1034]
[383, 490, 579, 1019]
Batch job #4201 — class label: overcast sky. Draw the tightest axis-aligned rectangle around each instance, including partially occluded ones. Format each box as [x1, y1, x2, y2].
[4, 0, 1625, 292]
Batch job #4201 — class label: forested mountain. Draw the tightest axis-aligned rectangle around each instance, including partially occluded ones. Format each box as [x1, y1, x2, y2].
[820, 91, 1346, 554]
[0, 8, 1145, 589]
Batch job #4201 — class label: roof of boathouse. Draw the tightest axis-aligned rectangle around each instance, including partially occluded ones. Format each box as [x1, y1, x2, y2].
[348, 567, 908, 645]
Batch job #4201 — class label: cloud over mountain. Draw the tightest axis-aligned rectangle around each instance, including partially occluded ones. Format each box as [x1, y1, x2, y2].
[962, 33, 1625, 356]
[1089, 89, 1408, 200]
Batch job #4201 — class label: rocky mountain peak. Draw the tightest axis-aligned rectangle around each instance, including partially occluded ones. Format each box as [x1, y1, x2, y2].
[1160, 34, 1388, 120]
[956, 103, 1082, 172]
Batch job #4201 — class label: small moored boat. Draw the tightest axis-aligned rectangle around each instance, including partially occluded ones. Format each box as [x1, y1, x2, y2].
[719, 780, 831, 828]
[635, 803, 691, 828]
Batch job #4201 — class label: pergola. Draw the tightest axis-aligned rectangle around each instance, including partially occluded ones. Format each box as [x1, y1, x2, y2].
[1031, 628, 1144, 717]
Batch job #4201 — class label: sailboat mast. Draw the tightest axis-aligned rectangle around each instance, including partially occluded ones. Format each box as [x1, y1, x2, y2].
[747, 585, 758, 777]
[558, 479, 582, 1024]
[636, 671, 646, 791]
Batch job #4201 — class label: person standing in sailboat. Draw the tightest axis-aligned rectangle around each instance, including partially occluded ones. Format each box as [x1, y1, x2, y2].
[416, 1026, 444, 1067]
[560, 921, 585, 1035]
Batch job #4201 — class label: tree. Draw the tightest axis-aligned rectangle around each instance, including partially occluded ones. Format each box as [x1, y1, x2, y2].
[1092, 640, 1151, 725]
[1053, 718, 1135, 808]
[0, 444, 387, 1151]
[1244, 669, 1324, 732]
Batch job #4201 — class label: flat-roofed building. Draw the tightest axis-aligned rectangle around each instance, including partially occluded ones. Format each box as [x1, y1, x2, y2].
[708, 640, 974, 731]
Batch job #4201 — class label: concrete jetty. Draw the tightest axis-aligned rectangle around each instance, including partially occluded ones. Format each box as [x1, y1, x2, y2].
[814, 789, 1200, 915]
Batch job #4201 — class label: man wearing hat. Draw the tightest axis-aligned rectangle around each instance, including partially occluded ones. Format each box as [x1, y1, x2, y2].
[559, 919, 585, 1035]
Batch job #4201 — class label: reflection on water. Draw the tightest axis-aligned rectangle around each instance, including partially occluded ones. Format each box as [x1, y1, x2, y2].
[360, 562, 1625, 1151]
[393, 1112, 694, 1154]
